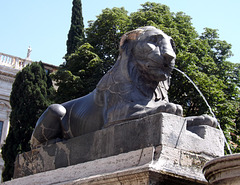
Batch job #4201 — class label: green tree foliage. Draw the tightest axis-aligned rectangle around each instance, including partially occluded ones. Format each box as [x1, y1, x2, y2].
[86, 7, 130, 70]
[1, 62, 55, 181]
[66, 0, 85, 56]
[84, 2, 240, 152]
[52, 43, 104, 103]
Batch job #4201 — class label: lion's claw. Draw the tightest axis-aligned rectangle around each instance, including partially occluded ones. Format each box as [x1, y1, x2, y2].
[186, 114, 217, 128]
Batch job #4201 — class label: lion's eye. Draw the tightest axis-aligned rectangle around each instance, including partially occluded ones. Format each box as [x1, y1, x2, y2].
[149, 35, 158, 44]
[149, 35, 163, 45]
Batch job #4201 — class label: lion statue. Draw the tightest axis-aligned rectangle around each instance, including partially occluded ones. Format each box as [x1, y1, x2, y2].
[31, 26, 216, 148]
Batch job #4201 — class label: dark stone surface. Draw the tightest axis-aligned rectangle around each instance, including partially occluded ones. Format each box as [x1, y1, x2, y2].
[14, 112, 224, 178]
[14, 113, 168, 178]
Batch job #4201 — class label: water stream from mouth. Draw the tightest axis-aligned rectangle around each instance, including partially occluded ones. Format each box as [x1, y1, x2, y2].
[174, 67, 232, 154]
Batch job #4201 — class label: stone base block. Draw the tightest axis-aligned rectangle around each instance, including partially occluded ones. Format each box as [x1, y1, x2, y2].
[11, 113, 224, 184]
[6, 146, 210, 185]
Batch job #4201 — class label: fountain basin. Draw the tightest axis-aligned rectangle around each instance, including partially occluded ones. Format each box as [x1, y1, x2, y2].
[203, 154, 240, 185]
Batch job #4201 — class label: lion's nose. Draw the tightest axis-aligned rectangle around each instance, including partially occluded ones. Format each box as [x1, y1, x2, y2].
[163, 52, 175, 64]
[161, 37, 176, 63]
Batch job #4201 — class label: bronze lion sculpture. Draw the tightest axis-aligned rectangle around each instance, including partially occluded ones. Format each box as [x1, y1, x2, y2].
[31, 26, 216, 148]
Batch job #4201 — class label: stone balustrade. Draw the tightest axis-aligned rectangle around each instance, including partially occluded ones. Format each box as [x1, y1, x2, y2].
[0, 52, 32, 70]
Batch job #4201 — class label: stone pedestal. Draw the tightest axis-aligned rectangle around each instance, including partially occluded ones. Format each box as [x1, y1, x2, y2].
[203, 154, 240, 185]
[8, 113, 224, 185]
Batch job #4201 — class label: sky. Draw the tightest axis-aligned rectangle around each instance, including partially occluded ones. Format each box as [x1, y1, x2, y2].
[0, 0, 239, 66]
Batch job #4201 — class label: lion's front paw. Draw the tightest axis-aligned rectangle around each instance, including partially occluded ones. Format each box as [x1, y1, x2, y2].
[186, 114, 217, 128]
[156, 103, 183, 116]
[166, 103, 183, 116]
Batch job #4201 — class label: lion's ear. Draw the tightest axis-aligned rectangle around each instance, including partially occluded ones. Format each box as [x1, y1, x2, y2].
[120, 34, 127, 48]
[119, 30, 142, 55]
[119, 34, 128, 54]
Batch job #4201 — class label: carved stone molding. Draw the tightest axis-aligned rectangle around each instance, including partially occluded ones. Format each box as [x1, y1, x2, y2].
[0, 74, 15, 83]
[203, 154, 240, 185]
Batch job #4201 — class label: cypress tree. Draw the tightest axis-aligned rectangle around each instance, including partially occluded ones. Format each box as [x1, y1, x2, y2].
[1, 62, 54, 181]
[66, 0, 85, 56]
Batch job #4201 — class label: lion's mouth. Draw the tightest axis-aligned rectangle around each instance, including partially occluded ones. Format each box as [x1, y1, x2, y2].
[163, 63, 169, 68]
[147, 58, 174, 71]
[163, 62, 175, 71]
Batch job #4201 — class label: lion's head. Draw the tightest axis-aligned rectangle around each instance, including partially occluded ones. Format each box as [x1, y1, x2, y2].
[96, 26, 177, 108]
[120, 26, 176, 82]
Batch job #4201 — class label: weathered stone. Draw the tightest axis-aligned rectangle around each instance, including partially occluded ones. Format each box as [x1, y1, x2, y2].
[14, 112, 224, 180]
[8, 145, 217, 185]
[5, 159, 208, 185]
